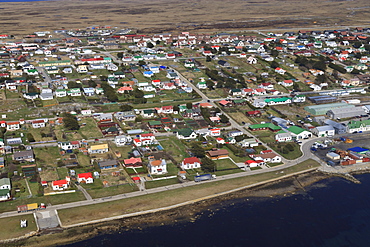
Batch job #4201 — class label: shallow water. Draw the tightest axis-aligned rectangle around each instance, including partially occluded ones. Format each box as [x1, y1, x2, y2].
[64, 174, 370, 247]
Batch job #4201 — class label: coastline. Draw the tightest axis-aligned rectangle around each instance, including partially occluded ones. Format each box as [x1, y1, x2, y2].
[6, 168, 334, 247]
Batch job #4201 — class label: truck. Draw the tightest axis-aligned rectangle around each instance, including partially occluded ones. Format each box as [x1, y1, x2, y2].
[17, 203, 46, 213]
[340, 137, 353, 143]
[194, 174, 216, 182]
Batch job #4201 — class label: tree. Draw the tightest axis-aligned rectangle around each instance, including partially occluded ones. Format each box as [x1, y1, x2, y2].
[190, 142, 205, 158]
[132, 89, 144, 98]
[120, 104, 133, 112]
[206, 80, 214, 90]
[206, 56, 212, 62]
[271, 49, 279, 57]
[63, 113, 80, 130]
[201, 157, 216, 172]
[219, 114, 229, 123]
[27, 133, 35, 143]
[67, 81, 81, 89]
[147, 42, 154, 48]
[271, 61, 280, 69]
[88, 80, 97, 88]
[173, 105, 180, 112]
[313, 60, 326, 71]
[117, 52, 124, 59]
[186, 102, 193, 109]
[138, 60, 146, 66]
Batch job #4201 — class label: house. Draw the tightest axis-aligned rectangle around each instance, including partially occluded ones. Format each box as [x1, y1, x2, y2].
[58, 141, 80, 150]
[88, 144, 109, 154]
[141, 109, 156, 118]
[206, 149, 229, 160]
[218, 60, 230, 67]
[31, 119, 46, 128]
[52, 178, 70, 190]
[237, 138, 259, 147]
[0, 189, 10, 201]
[275, 67, 286, 75]
[157, 105, 174, 114]
[181, 157, 201, 169]
[55, 89, 67, 97]
[123, 157, 142, 168]
[0, 178, 11, 190]
[83, 87, 95, 97]
[67, 88, 82, 97]
[98, 160, 119, 169]
[176, 128, 197, 140]
[287, 126, 312, 139]
[148, 159, 167, 174]
[312, 125, 335, 137]
[250, 153, 281, 163]
[77, 172, 93, 184]
[280, 80, 294, 87]
[6, 121, 20, 131]
[39, 89, 54, 100]
[114, 135, 132, 146]
[275, 132, 292, 142]
[13, 150, 34, 162]
[246, 110, 262, 117]
[347, 119, 370, 134]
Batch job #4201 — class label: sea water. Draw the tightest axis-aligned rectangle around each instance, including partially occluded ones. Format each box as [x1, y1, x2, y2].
[64, 174, 370, 247]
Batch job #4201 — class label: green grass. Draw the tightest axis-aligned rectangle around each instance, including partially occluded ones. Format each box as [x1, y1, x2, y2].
[250, 166, 263, 170]
[145, 177, 180, 189]
[77, 153, 91, 167]
[27, 178, 40, 196]
[57, 167, 69, 179]
[158, 136, 189, 163]
[87, 183, 139, 199]
[0, 214, 37, 240]
[44, 191, 86, 205]
[224, 146, 248, 163]
[34, 146, 61, 167]
[78, 117, 102, 139]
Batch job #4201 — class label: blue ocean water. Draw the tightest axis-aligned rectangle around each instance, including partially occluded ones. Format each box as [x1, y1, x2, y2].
[64, 174, 370, 247]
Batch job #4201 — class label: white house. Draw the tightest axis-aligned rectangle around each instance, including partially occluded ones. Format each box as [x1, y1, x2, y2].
[77, 172, 94, 184]
[148, 159, 167, 174]
[287, 126, 312, 139]
[114, 135, 132, 146]
[181, 157, 201, 169]
[275, 132, 292, 142]
[52, 177, 70, 191]
[250, 153, 282, 163]
[0, 178, 11, 190]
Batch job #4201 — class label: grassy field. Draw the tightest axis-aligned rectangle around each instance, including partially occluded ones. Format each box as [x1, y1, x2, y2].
[58, 159, 320, 226]
[87, 183, 139, 199]
[145, 178, 180, 189]
[0, 214, 37, 240]
[158, 137, 189, 163]
[78, 117, 102, 139]
[34, 146, 61, 167]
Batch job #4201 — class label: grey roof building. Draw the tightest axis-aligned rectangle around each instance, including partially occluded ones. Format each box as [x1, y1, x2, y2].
[326, 107, 366, 119]
[324, 119, 347, 134]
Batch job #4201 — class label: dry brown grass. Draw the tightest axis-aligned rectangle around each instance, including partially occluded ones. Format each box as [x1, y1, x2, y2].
[1, 0, 370, 35]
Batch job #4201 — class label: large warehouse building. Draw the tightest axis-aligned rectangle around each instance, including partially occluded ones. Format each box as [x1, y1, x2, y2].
[304, 103, 354, 115]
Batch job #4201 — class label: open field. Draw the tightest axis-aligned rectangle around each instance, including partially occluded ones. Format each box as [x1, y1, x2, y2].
[0, 214, 37, 240]
[1, 0, 370, 35]
[58, 159, 320, 226]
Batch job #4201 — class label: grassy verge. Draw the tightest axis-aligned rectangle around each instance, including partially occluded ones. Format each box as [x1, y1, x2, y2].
[59, 159, 320, 226]
[87, 184, 139, 199]
[0, 214, 37, 240]
[145, 178, 180, 189]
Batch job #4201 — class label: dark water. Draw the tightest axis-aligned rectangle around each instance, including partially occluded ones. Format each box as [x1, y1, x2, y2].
[64, 174, 370, 247]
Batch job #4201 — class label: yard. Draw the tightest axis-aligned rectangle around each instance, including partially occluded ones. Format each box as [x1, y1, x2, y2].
[78, 117, 102, 139]
[214, 158, 243, 176]
[87, 183, 139, 199]
[0, 214, 37, 240]
[26, 126, 55, 142]
[145, 177, 180, 189]
[158, 136, 190, 163]
[34, 146, 61, 167]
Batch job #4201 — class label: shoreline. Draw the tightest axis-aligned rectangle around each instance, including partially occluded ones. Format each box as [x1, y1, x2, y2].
[5, 166, 370, 246]
[5, 167, 334, 247]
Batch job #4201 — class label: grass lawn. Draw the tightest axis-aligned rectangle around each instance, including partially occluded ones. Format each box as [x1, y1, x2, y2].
[78, 117, 102, 139]
[58, 159, 320, 226]
[158, 136, 189, 163]
[224, 146, 248, 163]
[44, 191, 86, 205]
[269, 142, 303, 160]
[87, 183, 139, 199]
[77, 153, 91, 167]
[34, 146, 61, 167]
[215, 158, 239, 170]
[12, 179, 31, 198]
[108, 142, 132, 159]
[251, 166, 263, 170]
[27, 179, 40, 196]
[57, 167, 69, 179]
[0, 214, 37, 240]
[26, 126, 55, 142]
[145, 177, 180, 189]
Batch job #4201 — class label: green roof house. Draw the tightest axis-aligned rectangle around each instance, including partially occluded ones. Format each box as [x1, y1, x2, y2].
[176, 128, 197, 140]
[287, 126, 312, 139]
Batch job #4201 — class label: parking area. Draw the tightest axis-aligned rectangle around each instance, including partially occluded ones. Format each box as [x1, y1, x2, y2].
[312, 134, 370, 163]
